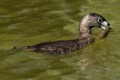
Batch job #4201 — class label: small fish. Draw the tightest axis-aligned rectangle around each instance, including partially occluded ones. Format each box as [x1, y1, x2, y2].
[100, 27, 112, 39]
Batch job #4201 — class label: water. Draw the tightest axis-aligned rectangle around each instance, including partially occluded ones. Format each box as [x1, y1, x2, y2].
[0, 0, 120, 80]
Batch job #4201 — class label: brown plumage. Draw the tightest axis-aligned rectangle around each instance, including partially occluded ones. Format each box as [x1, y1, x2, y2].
[16, 13, 112, 54]
[20, 38, 94, 54]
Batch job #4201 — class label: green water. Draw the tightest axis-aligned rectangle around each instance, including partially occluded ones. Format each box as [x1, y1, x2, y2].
[0, 0, 120, 80]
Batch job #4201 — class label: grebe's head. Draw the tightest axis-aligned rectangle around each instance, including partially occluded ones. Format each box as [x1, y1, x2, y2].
[80, 13, 112, 34]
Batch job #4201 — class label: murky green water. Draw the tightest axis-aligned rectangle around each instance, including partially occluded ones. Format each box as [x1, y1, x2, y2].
[0, 0, 120, 80]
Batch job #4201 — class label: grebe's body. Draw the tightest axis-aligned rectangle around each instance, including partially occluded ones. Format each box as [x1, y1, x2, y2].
[21, 37, 94, 54]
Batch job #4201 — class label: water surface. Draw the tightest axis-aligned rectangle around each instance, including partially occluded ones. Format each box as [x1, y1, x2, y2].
[0, 0, 120, 80]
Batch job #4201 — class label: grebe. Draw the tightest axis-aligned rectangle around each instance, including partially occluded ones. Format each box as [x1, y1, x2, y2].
[17, 13, 112, 54]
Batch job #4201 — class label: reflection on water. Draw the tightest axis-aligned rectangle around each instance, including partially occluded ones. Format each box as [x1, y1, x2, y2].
[0, 0, 120, 80]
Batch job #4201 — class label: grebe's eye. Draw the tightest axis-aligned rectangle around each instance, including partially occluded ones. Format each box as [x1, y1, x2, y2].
[98, 18, 103, 23]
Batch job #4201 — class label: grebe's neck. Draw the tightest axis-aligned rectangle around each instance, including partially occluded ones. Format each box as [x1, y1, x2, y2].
[79, 25, 94, 43]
